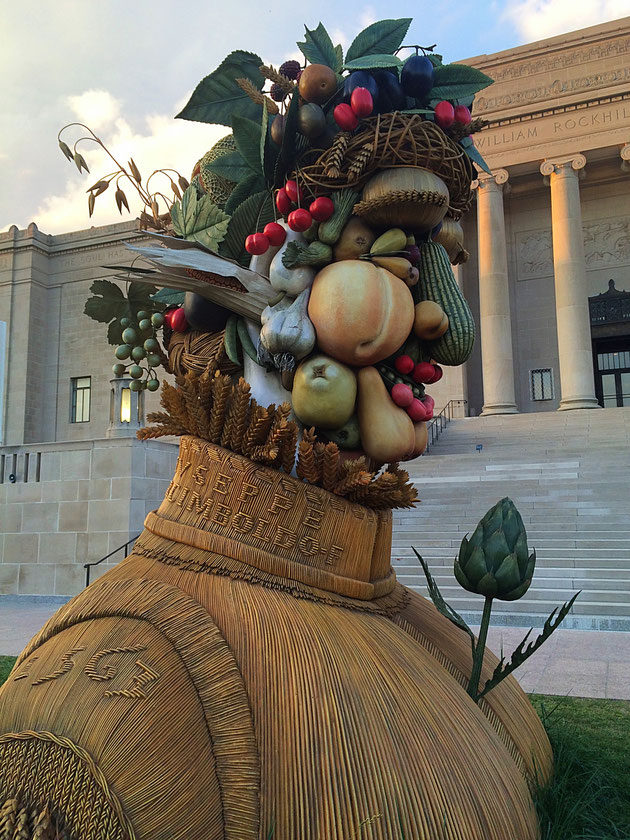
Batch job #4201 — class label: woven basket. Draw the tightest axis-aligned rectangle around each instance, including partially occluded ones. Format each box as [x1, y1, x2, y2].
[167, 328, 241, 378]
[298, 112, 475, 213]
[354, 167, 450, 232]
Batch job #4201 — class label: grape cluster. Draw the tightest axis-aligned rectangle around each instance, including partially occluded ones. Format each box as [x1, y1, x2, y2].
[112, 310, 165, 391]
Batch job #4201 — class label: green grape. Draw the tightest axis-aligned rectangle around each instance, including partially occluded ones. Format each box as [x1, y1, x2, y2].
[112, 363, 126, 376]
[122, 327, 137, 345]
[136, 310, 149, 321]
[129, 365, 143, 379]
[147, 353, 161, 367]
[131, 346, 146, 361]
[120, 317, 131, 328]
[138, 318, 151, 331]
[146, 379, 160, 392]
[151, 312, 165, 328]
[129, 379, 142, 392]
[144, 337, 159, 352]
[115, 344, 132, 360]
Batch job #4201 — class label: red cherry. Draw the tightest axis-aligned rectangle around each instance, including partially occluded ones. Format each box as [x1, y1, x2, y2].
[287, 208, 313, 232]
[276, 188, 291, 215]
[170, 307, 189, 333]
[394, 355, 415, 375]
[333, 103, 359, 131]
[422, 396, 435, 419]
[391, 383, 414, 408]
[434, 100, 455, 128]
[309, 196, 334, 222]
[284, 179, 303, 203]
[245, 233, 270, 255]
[163, 307, 177, 328]
[263, 222, 286, 247]
[406, 398, 429, 422]
[454, 105, 472, 125]
[412, 362, 436, 383]
[427, 364, 443, 383]
[350, 87, 373, 118]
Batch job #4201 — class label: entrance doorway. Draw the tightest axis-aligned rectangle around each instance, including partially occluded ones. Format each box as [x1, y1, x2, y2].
[593, 338, 630, 407]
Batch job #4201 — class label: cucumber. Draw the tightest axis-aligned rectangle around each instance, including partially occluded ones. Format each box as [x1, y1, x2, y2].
[417, 241, 475, 365]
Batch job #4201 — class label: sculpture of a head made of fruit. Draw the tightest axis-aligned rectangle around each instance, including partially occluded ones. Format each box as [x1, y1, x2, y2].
[80, 16, 491, 504]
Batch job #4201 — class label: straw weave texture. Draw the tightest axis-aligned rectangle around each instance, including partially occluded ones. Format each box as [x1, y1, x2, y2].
[0, 441, 552, 840]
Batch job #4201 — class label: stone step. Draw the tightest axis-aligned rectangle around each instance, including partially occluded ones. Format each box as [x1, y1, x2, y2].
[392, 545, 630, 559]
[392, 556, 630, 570]
[392, 536, 630, 550]
[400, 591, 630, 617]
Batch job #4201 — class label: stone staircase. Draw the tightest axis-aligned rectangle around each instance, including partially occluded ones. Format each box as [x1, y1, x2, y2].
[392, 407, 630, 630]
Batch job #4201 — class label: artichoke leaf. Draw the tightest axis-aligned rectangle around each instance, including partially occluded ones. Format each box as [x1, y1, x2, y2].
[462, 545, 488, 586]
[502, 507, 521, 550]
[484, 530, 511, 573]
[476, 573, 498, 598]
[454, 560, 473, 592]
[494, 553, 522, 595]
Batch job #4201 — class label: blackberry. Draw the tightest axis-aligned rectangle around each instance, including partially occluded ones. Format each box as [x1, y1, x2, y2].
[279, 60, 301, 80]
[270, 83, 286, 102]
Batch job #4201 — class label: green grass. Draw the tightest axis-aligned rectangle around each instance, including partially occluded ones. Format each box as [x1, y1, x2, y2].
[0, 657, 626, 837]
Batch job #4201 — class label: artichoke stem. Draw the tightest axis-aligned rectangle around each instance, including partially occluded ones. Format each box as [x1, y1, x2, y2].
[467, 595, 494, 702]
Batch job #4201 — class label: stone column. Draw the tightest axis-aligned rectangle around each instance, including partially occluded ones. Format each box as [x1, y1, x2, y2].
[474, 169, 518, 415]
[621, 144, 630, 173]
[540, 155, 599, 410]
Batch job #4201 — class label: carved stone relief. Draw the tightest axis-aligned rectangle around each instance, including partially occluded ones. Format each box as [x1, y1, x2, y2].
[517, 217, 630, 280]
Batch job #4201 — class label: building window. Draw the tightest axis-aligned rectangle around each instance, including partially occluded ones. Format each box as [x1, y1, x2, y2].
[530, 368, 554, 401]
[70, 376, 91, 422]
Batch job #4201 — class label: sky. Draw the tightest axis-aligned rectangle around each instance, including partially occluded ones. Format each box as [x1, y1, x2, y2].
[2, 0, 629, 235]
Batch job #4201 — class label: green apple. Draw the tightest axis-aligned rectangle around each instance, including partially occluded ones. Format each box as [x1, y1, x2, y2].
[292, 355, 357, 430]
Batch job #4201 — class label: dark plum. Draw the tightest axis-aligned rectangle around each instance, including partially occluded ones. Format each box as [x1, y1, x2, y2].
[183, 292, 231, 332]
[371, 69, 405, 113]
[401, 55, 434, 99]
[343, 71, 379, 104]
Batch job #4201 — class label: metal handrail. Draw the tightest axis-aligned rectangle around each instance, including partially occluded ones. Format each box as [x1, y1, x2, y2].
[425, 399, 467, 452]
[84, 534, 140, 587]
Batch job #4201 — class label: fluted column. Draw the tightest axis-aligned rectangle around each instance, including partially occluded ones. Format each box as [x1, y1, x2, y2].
[621, 143, 630, 172]
[473, 169, 518, 415]
[540, 155, 599, 410]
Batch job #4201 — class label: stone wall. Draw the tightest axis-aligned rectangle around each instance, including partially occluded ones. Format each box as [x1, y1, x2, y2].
[0, 437, 178, 595]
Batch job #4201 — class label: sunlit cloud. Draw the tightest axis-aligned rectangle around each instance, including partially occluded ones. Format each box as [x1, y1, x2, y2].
[502, 0, 628, 40]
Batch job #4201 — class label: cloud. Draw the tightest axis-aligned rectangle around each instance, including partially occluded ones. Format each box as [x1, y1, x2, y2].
[502, 0, 629, 41]
[34, 91, 229, 234]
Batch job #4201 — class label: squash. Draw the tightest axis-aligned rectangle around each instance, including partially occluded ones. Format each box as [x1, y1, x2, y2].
[355, 167, 449, 233]
[417, 241, 475, 365]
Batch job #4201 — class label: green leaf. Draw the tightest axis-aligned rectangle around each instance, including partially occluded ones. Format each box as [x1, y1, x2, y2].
[220, 190, 275, 266]
[232, 115, 264, 174]
[345, 18, 412, 64]
[297, 22, 338, 70]
[400, 108, 434, 115]
[478, 592, 581, 700]
[413, 547, 476, 657]
[151, 287, 185, 306]
[107, 319, 124, 346]
[427, 53, 443, 68]
[206, 150, 251, 183]
[334, 44, 344, 73]
[433, 63, 494, 89]
[127, 281, 159, 315]
[224, 171, 267, 216]
[84, 279, 126, 324]
[344, 54, 402, 71]
[170, 186, 231, 251]
[462, 140, 492, 176]
[176, 50, 264, 127]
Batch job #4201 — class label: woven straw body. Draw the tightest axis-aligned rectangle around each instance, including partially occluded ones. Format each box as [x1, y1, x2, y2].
[0, 438, 551, 840]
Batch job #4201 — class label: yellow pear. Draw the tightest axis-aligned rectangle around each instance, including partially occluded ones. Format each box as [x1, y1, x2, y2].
[357, 367, 415, 463]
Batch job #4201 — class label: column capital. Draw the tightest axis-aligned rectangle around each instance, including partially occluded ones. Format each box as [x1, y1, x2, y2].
[621, 143, 630, 172]
[471, 168, 509, 191]
[540, 154, 586, 178]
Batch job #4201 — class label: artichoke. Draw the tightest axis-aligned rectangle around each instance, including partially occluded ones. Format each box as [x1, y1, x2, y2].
[454, 497, 536, 601]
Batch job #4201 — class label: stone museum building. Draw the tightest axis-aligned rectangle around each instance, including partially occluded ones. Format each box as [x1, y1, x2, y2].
[1, 17, 629, 598]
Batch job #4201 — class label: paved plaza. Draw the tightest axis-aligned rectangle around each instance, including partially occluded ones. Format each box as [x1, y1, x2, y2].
[0, 596, 627, 700]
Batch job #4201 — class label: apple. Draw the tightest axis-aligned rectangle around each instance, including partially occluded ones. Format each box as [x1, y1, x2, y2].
[292, 355, 357, 430]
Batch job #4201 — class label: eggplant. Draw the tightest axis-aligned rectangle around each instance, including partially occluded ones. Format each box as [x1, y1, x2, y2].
[401, 55, 434, 99]
[183, 292, 231, 332]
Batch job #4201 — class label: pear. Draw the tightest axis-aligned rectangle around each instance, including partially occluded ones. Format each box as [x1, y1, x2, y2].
[334, 217, 376, 261]
[357, 367, 415, 463]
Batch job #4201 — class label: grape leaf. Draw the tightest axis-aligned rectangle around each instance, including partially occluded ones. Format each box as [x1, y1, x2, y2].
[127, 281, 159, 315]
[171, 186, 231, 251]
[344, 54, 402, 71]
[297, 22, 338, 70]
[345, 18, 412, 64]
[206, 150, 251, 183]
[176, 50, 264, 127]
[220, 189, 275, 266]
[84, 279, 125, 324]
